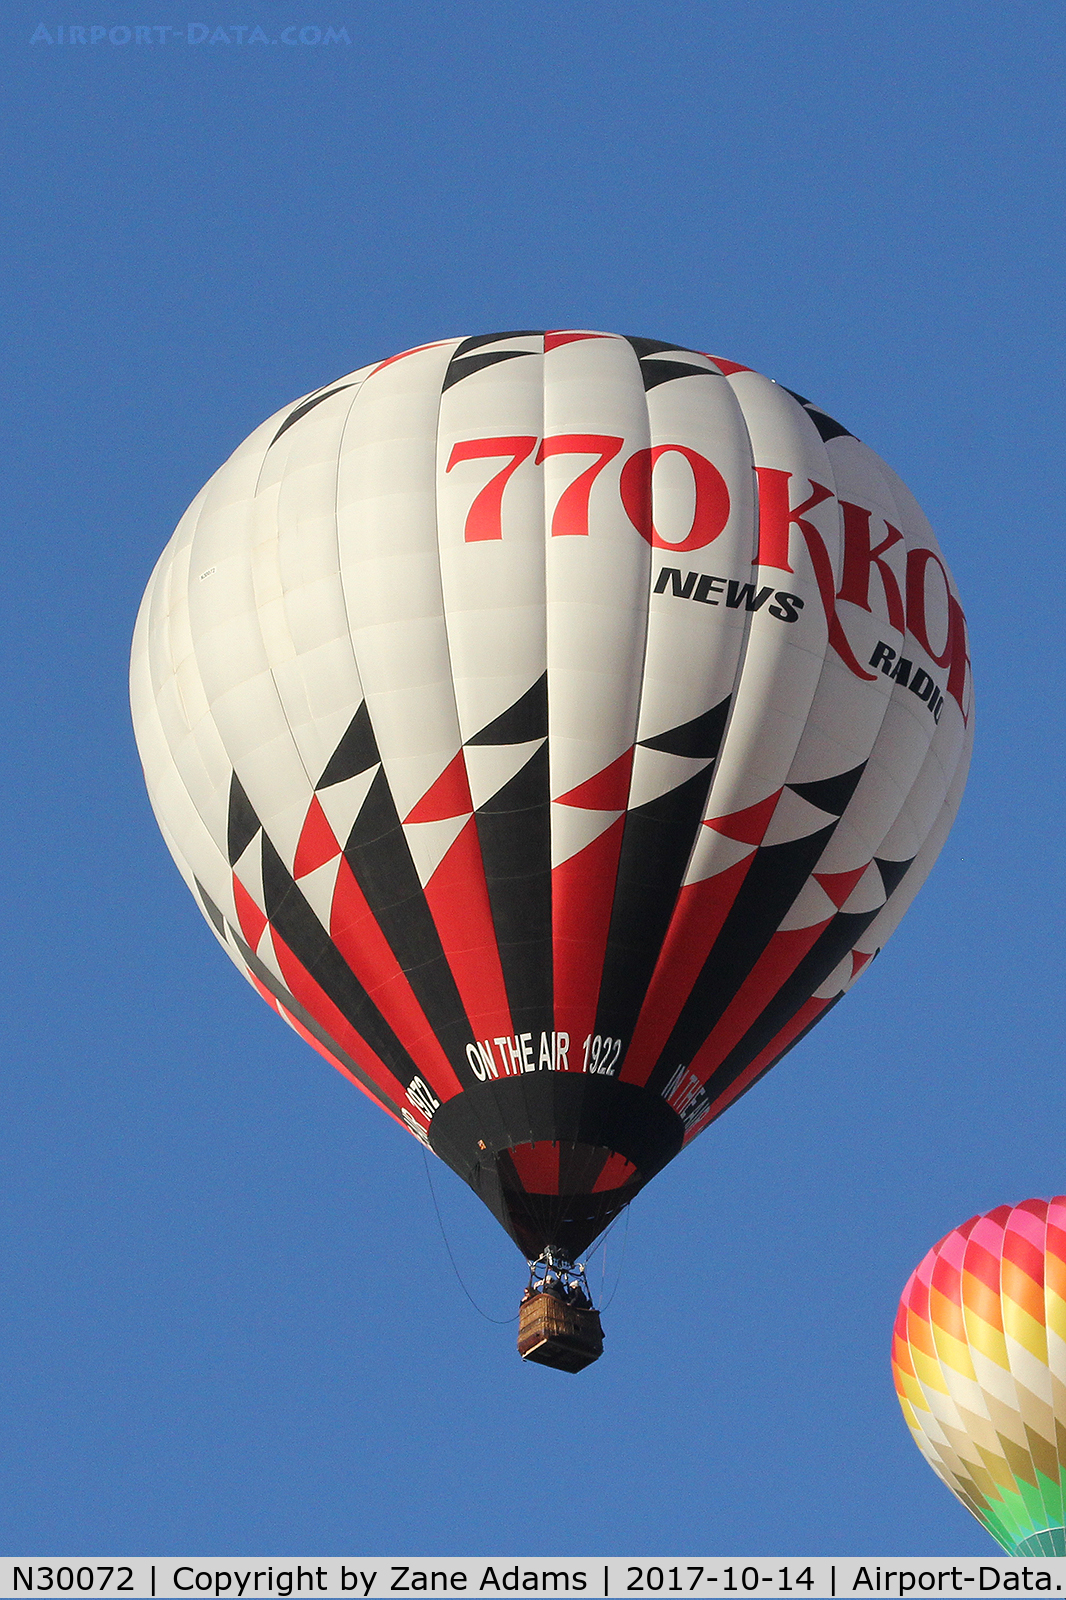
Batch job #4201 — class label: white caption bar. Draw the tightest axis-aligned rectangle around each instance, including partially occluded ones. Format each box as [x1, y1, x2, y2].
[1, 1559, 1063, 1600]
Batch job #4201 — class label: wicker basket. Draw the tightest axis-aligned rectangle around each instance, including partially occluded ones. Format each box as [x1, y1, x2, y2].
[517, 1293, 604, 1373]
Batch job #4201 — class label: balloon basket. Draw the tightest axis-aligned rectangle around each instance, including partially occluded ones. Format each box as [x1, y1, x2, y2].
[517, 1255, 604, 1373]
[518, 1294, 604, 1372]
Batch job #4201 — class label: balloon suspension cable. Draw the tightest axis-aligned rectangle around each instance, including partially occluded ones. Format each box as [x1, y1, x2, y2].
[422, 1150, 518, 1324]
[581, 1202, 627, 1267]
[598, 1202, 631, 1310]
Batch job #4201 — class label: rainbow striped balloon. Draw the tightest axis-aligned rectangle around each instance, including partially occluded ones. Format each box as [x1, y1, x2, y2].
[893, 1199, 1066, 1555]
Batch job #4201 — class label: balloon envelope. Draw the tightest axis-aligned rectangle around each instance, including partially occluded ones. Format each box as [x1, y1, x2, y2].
[894, 1199, 1066, 1556]
[131, 332, 972, 1261]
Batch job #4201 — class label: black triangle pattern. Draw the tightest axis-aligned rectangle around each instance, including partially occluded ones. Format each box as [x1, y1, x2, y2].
[639, 696, 730, 761]
[788, 762, 867, 818]
[451, 332, 543, 355]
[781, 387, 855, 443]
[441, 331, 540, 392]
[623, 336, 693, 359]
[269, 382, 357, 448]
[875, 855, 914, 898]
[465, 672, 548, 746]
[227, 774, 261, 866]
[477, 741, 551, 817]
[442, 349, 536, 391]
[316, 702, 380, 789]
[639, 359, 716, 391]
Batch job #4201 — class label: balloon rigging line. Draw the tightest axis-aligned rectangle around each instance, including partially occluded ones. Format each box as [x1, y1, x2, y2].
[599, 1205, 631, 1310]
[581, 1205, 626, 1307]
[422, 1150, 518, 1324]
[582, 1205, 624, 1266]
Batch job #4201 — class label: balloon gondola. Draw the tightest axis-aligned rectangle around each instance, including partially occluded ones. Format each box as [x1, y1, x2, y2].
[518, 1252, 603, 1374]
[131, 331, 972, 1364]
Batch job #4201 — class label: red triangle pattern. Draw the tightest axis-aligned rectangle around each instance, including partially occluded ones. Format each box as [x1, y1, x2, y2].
[544, 331, 613, 351]
[704, 354, 752, 375]
[556, 747, 634, 810]
[293, 794, 341, 879]
[702, 789, 781, 846]
[850, 950, 874, 980]
[813, 863, 870, 909]
[369, 339, 451, 377]
[403, 750, 473, 824]
[232, 872, 267, 951]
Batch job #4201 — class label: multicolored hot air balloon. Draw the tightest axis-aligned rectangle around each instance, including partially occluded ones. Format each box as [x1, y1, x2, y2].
[131, 331, 972, 1365]
[893, 1199, 1066, 1555]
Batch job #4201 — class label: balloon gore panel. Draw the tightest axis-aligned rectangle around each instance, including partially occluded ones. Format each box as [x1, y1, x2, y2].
[131, 333, 972, 1260]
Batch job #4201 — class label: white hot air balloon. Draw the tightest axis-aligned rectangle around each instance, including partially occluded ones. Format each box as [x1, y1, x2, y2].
[132, 332, 972, 1370]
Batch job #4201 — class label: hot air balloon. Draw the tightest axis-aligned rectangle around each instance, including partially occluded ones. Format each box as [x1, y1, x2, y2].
[894, 1200, 1066, 1556]
[131, 331, 972, 1370]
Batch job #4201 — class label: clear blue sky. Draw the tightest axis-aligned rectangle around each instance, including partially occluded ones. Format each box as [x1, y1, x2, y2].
[2, 0, 1064, 1559]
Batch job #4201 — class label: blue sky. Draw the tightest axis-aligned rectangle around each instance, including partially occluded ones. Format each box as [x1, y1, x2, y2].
[2, 0, 1064, 1559]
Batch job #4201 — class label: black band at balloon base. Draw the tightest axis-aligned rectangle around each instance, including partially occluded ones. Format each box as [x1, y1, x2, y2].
[428, 1073, 684, 1257]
